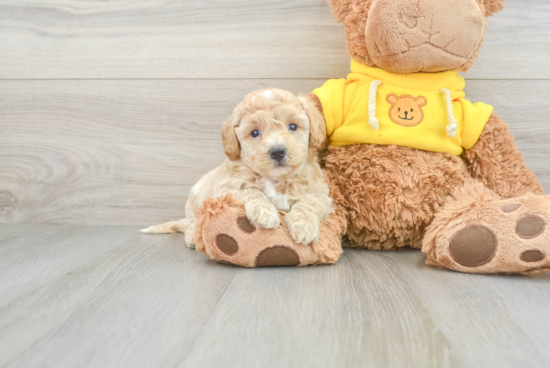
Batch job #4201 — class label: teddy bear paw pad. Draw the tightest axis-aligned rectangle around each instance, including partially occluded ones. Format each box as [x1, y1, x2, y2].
[255, 246, 300, 267]
[449, 226, 497, 267]
[501, 203, 521, 213]
[215, 234, 239, 255]
[198, 201, 321, 268]
[237, 217, 256, 233]
[427, 195, 550, 274]
[521, 250, 545, 263]
[516, 215, 546, 239]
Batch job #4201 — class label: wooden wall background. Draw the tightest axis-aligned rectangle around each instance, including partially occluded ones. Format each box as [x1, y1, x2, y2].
[1, 0, 549, 226]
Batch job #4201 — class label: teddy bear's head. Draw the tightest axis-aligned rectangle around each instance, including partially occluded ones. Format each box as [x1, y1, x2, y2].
[329, 0, 506, 73]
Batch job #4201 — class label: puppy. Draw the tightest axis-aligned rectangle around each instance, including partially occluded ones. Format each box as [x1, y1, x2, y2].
[141, 89, 332, 248]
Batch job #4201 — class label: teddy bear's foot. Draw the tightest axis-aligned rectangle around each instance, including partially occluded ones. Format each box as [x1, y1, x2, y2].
[423, 182, 550, 274]
[193, 194, 344, 267]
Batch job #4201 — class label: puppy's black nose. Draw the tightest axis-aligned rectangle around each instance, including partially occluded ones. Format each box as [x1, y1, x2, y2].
[270, 147, 287, 162]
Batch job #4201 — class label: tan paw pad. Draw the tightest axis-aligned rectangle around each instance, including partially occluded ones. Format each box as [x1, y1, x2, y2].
[215, 234, 239, 255]
[521, 250, 545, 263]
[516, 215, 546, 239]
[237, 217, 256, 233]
[255, 246, 301, 267]
[449, 226, 497, 267]
[501, 203, 521, 213]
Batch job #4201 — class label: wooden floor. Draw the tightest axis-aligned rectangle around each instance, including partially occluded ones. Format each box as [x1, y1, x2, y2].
[1, 223, 549, 368]
[1, 0, 550, 226]
[2, 1, 550, 367]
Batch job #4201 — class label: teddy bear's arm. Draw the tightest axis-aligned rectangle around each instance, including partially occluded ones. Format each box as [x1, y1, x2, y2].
[462, 112, 544, 198]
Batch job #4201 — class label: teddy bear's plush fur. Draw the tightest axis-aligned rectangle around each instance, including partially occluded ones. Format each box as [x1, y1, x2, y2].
[312, 0, 549, 273]
[194, 0, 549, 274]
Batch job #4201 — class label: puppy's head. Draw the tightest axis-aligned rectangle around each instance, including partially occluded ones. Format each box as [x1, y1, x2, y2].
[221, 89, 326, 179]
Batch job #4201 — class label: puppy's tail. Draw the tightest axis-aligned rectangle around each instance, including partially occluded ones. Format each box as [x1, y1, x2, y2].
[140, 218, 188, 234]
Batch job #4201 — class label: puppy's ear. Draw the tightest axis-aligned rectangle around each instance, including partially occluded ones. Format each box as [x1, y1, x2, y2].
[221, 116, 240, 161]
[483, 0, 506, 16]
[303, 93, 327, 149]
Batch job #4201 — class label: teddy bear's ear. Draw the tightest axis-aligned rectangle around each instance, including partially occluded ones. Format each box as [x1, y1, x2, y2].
[482, 0, 506, 16]
[221, 116, 241, 161]
[328, 0, 354, 22]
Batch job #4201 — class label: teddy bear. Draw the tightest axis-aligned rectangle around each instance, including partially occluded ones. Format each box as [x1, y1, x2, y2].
[194, 0, 550, 274]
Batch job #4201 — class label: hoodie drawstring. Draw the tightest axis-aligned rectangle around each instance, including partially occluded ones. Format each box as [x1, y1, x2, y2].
[368, 79, 382, 131]
[441, 88, 458, 138]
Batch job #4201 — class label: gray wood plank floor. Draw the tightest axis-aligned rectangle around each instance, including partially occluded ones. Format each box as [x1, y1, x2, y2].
[1, 224, 549, 368]
[1, 1, 549, 367]
[1, 0, 550, 226]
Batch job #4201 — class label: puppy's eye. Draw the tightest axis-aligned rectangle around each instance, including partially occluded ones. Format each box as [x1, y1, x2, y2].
[411, 108, 414, 112]
[251, 130, 260, 138]
[289, 124, 298, 131]
[398, 108, 401, 112]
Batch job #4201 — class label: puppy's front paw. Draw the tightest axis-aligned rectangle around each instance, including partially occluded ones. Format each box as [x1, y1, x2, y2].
[184, 231, 196, 249]
[246, 202, 280, 229]
[284, 211, 320, 245]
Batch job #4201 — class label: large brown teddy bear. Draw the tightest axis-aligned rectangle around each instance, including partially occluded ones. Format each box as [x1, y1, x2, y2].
[194, 0, 550, 274]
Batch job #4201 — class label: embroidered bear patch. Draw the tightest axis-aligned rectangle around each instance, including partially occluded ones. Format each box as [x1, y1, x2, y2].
[386, 94, 427, 127]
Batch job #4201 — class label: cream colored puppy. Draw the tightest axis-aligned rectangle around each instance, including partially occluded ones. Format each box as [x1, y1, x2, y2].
[142, 89, 332, 248]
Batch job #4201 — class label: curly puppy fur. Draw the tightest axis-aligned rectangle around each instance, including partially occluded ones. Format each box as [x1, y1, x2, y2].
[143, 89, 333, 247]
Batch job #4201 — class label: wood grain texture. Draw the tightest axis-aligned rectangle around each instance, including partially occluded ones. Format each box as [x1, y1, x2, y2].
[0, 0, 549, 80]
[0, 224, 135, 308]
[0, 224, 549, 368]
[1, 79, 549, 226]
[1, 2, 548, 367]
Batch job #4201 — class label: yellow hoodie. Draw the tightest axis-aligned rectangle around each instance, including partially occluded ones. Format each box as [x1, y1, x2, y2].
[313, 60, 494, 155]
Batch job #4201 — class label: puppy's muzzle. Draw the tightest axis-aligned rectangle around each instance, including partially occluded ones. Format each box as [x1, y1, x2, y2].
[269, 146, 287, 163]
